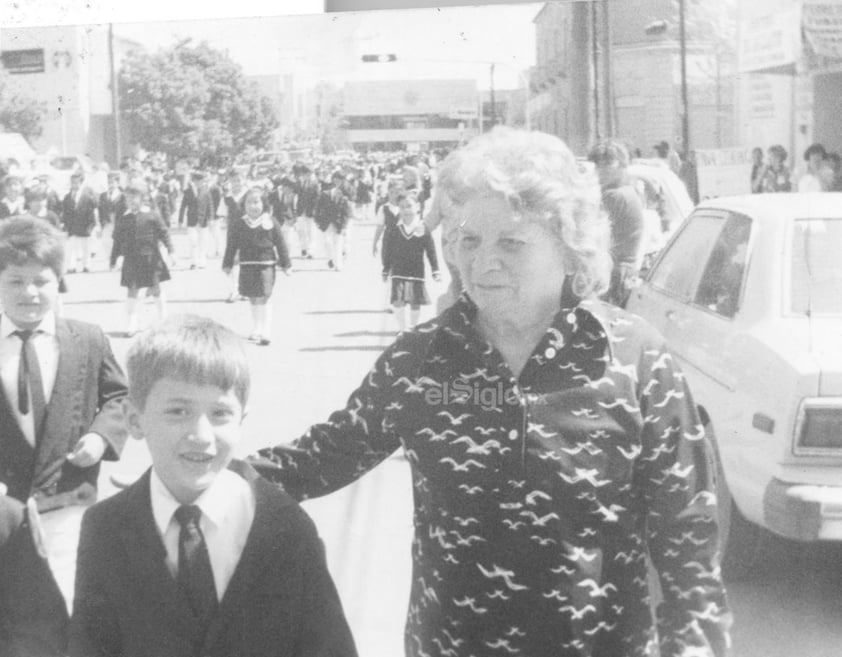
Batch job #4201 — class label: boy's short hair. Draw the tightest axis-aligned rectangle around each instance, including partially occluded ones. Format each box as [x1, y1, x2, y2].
[127, 315, 250, 410]
[0, 216, 65, 278]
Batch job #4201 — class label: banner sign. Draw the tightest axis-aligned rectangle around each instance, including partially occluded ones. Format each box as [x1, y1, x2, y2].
[803, 0, 842, 59]
[695, 148, 753, 200]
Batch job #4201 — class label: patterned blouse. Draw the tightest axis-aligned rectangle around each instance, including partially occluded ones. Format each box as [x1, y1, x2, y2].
[255, 294, 731, 657]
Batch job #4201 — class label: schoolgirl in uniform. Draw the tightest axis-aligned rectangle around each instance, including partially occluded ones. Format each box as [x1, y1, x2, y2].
[110, 182, 174, 335]
[382, 191, 440, 331]
[222, 186, 291, 345]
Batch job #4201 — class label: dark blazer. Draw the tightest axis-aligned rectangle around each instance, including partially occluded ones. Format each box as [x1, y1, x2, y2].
[61, 189, 99, 237]
[69, 461, 358, 657]
[0, 317, 128, 505]
[0, 495, 68, 657]
[178, 184, 199, 226]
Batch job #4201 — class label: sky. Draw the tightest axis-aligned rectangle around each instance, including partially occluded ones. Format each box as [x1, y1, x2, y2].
[1, 1, 541, 90]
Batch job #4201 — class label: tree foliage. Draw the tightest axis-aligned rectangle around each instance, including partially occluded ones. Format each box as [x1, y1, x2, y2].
[119, 40, 279, 165]
[0, 72, 46, 140]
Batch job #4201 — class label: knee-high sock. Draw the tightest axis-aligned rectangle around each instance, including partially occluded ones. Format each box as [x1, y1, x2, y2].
[127, 297, 139, 333]
[394, 305, 406, 331]
[154, 292, 167, 322]
[250, 303, 261, 336]
[409, 307, 420, 327]
[261, 300, 272, 337]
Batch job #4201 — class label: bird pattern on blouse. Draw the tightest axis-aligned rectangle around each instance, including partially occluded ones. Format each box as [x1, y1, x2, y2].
[256, 294, 731, 657]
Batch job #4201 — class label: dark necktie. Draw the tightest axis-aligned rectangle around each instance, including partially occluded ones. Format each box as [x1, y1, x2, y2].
[13, 330, 47, 437]
[174, 505, 218, 622]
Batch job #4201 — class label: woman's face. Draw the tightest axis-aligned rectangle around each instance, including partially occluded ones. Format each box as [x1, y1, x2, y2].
[768, 150, 782, 167]
[455, 193, 568, 325]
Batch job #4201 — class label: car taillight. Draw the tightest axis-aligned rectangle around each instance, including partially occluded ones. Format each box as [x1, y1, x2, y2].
[794, 399, 842, 454]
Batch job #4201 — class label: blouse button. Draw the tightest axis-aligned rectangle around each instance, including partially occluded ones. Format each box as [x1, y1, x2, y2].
[544, 347, 556, 359]
[508, 429, 518, 441]
[566, 312, 577, 325]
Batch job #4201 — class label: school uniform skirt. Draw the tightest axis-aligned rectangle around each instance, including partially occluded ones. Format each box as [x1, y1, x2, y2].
[239, 263, 275, 298]
[121, 252, 171, 289]
[390, 276, 430, 306]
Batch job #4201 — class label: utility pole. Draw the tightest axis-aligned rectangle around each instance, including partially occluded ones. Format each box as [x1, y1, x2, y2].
[489, 63, 496, 129]
[591, 0, 600, 142]
[602, 0, 614, 138]
[679, 0, 690, 153]
[108, 23, 122, 165]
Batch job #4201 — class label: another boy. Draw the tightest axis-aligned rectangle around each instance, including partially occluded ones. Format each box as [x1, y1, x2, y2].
[0, 217, 127, 507]
[0, 493, 68, 657]
[69, 315, 358, 657]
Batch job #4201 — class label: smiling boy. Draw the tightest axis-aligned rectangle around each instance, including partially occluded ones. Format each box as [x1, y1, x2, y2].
[0, 216, 127, 506]
[69, 315, 357, 657]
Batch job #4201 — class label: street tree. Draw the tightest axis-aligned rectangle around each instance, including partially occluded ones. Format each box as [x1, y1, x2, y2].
[119, 40, 279, 165]
[0, 72, 46, 140]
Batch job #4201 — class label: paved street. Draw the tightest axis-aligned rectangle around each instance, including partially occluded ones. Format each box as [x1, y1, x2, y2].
[59, 218, 436, 657]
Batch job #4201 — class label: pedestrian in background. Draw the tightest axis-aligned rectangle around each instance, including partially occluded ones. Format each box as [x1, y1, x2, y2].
[294, 164, 319, 259]
[111, 183, 174, 336]
[315, 171, 351, 271]
[750, 146, 765, 193]
[588, 139, 644, 307]
[98, 172, 125, 262]
[0, 176, 25, 220]
[760, 144, 792, 193]
[222, 186, 291, 346]
[381, 191, 440, 331]
[254, 127, 731, 657]
[798, 142, 828, 192]
[61, 173, 99, 273]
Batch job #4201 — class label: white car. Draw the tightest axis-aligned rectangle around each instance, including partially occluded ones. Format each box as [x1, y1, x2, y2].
[626, 193, 842, 577]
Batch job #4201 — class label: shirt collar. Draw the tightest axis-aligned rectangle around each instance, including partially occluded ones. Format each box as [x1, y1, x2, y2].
[150, 467, 244, 535]
[431, 289, 616, 363]
[1, 311, 57, 339]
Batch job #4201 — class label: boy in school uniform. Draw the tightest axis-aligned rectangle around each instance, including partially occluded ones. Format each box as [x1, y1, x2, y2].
[0, 492, 68, 657]
[0, 216, 128, 507]
[69, 315, 358, 657]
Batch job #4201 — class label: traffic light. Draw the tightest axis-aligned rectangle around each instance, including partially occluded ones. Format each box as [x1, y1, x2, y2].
[361, 54, 397, 63]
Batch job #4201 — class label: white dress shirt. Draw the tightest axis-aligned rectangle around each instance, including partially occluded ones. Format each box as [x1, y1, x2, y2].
[0, 313, 59, 445]
[150, 467, 255, 601]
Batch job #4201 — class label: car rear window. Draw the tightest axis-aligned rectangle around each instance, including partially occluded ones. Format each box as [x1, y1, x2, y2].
[790, 218, 842, 314]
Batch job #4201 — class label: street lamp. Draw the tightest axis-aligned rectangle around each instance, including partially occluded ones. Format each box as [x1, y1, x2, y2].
[644, 0, 690, 153]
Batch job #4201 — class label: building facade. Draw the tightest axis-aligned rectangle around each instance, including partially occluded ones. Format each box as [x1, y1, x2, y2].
[0, 25, 140, 165]
[738, 0, 842, 166]
[339, 79, 479, 151]
[531, 0, 737, 157]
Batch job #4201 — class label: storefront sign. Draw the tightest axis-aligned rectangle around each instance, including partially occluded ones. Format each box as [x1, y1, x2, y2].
[739, 6, 801, 73]
[0, 48, 45, 74]
[695, 148, 753, 199]
[802, 0, 842, 59]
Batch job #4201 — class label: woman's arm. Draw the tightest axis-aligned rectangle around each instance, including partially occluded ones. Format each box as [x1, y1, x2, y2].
[635, 344, 732, 657]
[251, 342, 408, 500]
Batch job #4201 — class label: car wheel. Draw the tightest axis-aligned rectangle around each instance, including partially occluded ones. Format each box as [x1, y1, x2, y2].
[708, 423, 767, 581]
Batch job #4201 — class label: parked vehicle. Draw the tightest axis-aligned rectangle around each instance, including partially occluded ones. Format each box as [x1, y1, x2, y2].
[628, 159, 695, 237]
[626, 193, 842, 578]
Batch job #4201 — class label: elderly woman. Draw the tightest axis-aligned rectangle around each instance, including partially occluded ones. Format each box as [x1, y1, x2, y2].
[256, 128, 731, 657]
